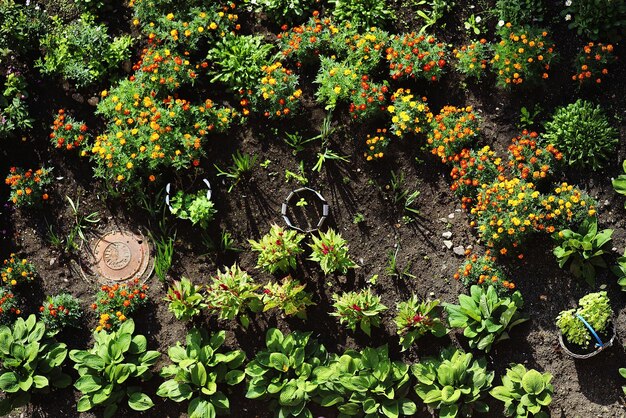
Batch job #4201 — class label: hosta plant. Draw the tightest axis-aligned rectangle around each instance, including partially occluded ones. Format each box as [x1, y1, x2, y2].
[70, 319, 160, 417]
[262, 276, 315, 320]
[556, 291, 612, 349]
[245, 328, 328, 418]
[314, 345, 417, 417]
[395, 296, 447, 351]
[0, 315, 71, 415]
[308, 228, 357, 275]
[611, 249, 626, 291]
[205, 263, 262, 328]
[490, 364, 553, 418]
[412, 347, 494, 417]
[331, 288, 388, 336]
[157, 329, 246, 417]
[445, 285, 528, 352]
[611, 160, 626, 209]
[39, 293, 83, 332]
[165, 277, 206, 321]
[249, 224, 305, 274]
[169, 190, 217, 229]
[553, 217, 612, 286]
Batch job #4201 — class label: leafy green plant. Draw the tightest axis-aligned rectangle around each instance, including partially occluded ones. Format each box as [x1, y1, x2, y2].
[39, 293, 83, 333]
[308, 228, 357, 275]
[330, 0, 394, 28]
[490, 364, 553, 418]
[0, 315, 71, 415]
[314, 345, 416, 417]
[611, 249, 626, 291]
[252, 0, 316, 23]
[65, 195, 100, 253]
[70, 319, 160, 417]
[412, 347, 494, 417]
[249, 224, 305, 274]
[388, 171, 420, 216]
[0, 73, 33, 140]
[152, 233, 175, 283]
[543, 99, 618, 170]
[445, 285, 528, 352]
[562, 0, 626, 42]
[165, 278, 206, 321]
[495, 0, 545, 25]
[157, 329, 246, 417]
[169, 190, 216, 229]
[413, 0, 453, 33]
[553, 217, 613, 286]
[611, 160, 626, 209]
[517, 105, 542, 130]
[245, 328, 328, 418]
[620, 367, 626, 396]
[331, 288, 388, 336]
[395, 296, 447, 351]
[556, 291, 613, 349]
[205, 263, 262, 328]
[215, 151, 257, 193]
[262, 276, 315, 320]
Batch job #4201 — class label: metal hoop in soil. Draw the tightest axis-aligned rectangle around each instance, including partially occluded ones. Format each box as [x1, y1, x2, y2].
[558, 320, 616, 360]
[282, 187, 329, 233]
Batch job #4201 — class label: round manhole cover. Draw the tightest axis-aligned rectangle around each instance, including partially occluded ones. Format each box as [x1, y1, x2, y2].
[92, 231, 151, 283]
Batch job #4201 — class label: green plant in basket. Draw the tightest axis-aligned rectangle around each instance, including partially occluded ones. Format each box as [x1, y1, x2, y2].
[331, 288, 387, 336]
[445, 285, 528, 352]
[411, 347, 494, 417]
[262, 276, 315, 320]
[249, 224, 305, 274]
[490, 364, 553, 418]
[157, 329, 246, 417]
[0, 315, 71, 415]
[552, 217, 612, 287]
[556, 291, 612, 349]
[169, 190, 216, 229]
[308, 228, 357, 275]
[313, 345, 416, 417]
[165, 277, 206, 321]
[70, 319, 160, 417]
[245, 328, 328, 418]
[395, 296, 447, 351]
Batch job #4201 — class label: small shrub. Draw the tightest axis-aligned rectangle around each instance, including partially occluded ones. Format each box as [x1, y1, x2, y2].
[347, 76, 388, 122]
[331, 288, 387, 336]
[157, 329, 246, 417]
[308, 228, 357, 275]
[572, 42, 617, 85]
[543, 99, 618, 170]
[249, 224, 305, 274]
[507, 130, 562, 181]
[387, 88, 433, 138]
[427, 105, 481, 163]
[168, 190, 216, 229]
[449, 146, 504, 210]
[491, 364, 553, 418]
[386, 33, 447, 81]
[70, 319, 160, 416]
[562, 0, 626, 42]
[165, 277, 206, 321]
[49, 109, 88, 151]
[330, 0, 393, 28]
[245, 328, 328, 418]
[314, 56, 360, 110]
[90, 279, 149, 332]
[556, 291, 613, 348]
[540, 182, 598, 231]
[495, 0, 545, 26]
[0, 73, 33, 140]
[445, 285, 527, 352]
[254, 0, 315, 24]
[262, 276, 315, 319]
[1, 254, 36, 287]
[5, 167, 53, 207]
[453, 39, 491, 80]
[251, 61, 303, 119]
[394, 296, 447, 351]
[412, 347, 494, 417]
[39, 293, 83, 332]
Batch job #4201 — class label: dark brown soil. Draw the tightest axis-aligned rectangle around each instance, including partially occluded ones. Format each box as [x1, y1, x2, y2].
[3, 1, 626, 417]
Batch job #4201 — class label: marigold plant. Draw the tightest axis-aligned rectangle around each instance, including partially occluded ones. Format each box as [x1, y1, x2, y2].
[386, 33, 447, 81]
[387, 89, 432, 138]
[91, 279, 149, 332]
[314, 56, 360, 110]
[5, 166, 52, 207]
[453, 39, 491, 79]
[49, 109, 88, 151]
[427, 106, 481, 163]
[0, 288, 20, 324]
[334, 26, 389, 73]
[572, 42, 617, 85]
[1, 254, 36, 287]
[454, 252, 515, 292]
[507, 130, 562, 181]
[277, 15, 333, 65]
[491, 23, 556, 88]
[252, 61, 302, 119]
[348, 76, 388, 121]
[540, 182, 598, 232]
[364, 128, 390, 161]
[449, 146, 504, 210]
[39, 293, 83, 332]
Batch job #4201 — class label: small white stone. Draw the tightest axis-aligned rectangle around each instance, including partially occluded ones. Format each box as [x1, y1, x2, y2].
[442, 231, 452, 239]
[448, 213, 455, 219]
[443, 240, 453, 249]
[453, 246, 465, 256]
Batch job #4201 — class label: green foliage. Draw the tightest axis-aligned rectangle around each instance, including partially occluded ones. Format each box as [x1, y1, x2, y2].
[314, 56, 360, 111]
[245, 328, 328, 418]
[314, 345, 416, 417]
[208, 34, 275, 92]
[556, 291, 613, 348]
[611, 160, 626, 209]
[490, 364, 553, 418]
[620, 368, 626, 396]
[495, 0, 545, 25]
[253, 0, 316, 24]
[0, 0, 48, 56]
[205, 263, 262, 328]
[394, 296, 447, 351]
[445, 285, 528, 352]
[39, 293, 83, 333]
[165, 278, 206, 321]
[36, 14, 133, 88]
[453, 40, 491, 80]
[0, 315, 71, 415]
[412, 0, 453, 33]
[0, 73, 32, 140]
[249, 224, 305, 274]
[553, 217, 613, 286]
[262, 276, 315, 320]
[70, 319, 160, 417]
[331, 288, 388, 336]
[157, 329, 246, 417]
[611, 249, 626, 291]
[214, 150, 257, 193]
[411, 347, 494, 418]
[330, 0, 394, 28]
[169, 190, 216, 229]
[543, 99, 618, 170]
[563, 0, 626, 42]
[308, 228, 357, 275]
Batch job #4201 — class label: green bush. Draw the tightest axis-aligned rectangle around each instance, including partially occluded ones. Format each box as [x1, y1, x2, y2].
[169, 190, 216, 229]
[394, 296, 447, 351]
[0, 73, 33, 140]
[249, 224, 305, 274]
[543, 99, 618, 170]
[490, 364, 553, 418]
[563, 0, 626, 42]
[331, 288, 387, 336]
[254, 0, 316, 24]
[39, 293, 83, 332]
[330, 0, 394, 28]
[0, 0, 48, 56]
[308, 228, 357, 275]
[495, 0, 545, 25]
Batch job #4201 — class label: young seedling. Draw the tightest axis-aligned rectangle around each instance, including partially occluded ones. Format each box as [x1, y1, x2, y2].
[214, 150, 257, 192]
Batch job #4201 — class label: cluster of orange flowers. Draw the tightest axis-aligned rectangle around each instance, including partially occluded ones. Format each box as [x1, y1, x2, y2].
[1, 254, 36, 287]
[0, 289, 19, 318]
[454, 252, 515, 291]
[449, 146, 504, 210]
[427, 106, 480, 163]
[91, 279, 148, 331]
[386, 33, 447, 81]
[364, 128, 390, 161]
[5, 167, 52, 206]
[507, 130, 562, 180]
[572, 42, 616, 85]
[50, 109, 88, 151]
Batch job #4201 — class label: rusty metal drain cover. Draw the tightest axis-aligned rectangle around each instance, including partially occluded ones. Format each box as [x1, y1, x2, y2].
[91, 231, 152, 283]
